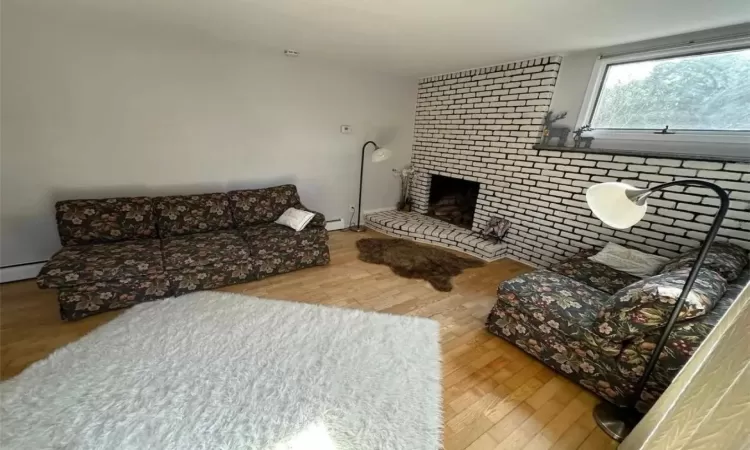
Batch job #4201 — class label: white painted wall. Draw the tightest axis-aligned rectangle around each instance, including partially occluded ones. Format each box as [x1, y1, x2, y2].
[549, 24, 750, 157]
[0, 4, 416, 267]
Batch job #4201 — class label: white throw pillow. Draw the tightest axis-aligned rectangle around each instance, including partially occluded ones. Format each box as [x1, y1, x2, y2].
[275, 208, 315, 232]
[589, 242, 669, 278]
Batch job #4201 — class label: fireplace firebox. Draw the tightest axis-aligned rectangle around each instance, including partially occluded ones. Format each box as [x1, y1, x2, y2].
[427, 175, 479, 228]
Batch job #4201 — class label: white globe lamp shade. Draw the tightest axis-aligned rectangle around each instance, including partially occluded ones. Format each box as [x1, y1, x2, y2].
[371, 147, 392, 163]
[586, 182, 647, 229]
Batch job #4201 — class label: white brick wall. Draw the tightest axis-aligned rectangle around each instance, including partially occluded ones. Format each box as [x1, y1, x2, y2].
[411, 56, 750, 267]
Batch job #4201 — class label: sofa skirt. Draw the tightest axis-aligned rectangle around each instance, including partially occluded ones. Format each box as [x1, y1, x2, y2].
[57, 246, 331, 321]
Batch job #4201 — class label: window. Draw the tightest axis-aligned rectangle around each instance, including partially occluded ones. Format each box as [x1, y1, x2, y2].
[578, 37, 750, 146]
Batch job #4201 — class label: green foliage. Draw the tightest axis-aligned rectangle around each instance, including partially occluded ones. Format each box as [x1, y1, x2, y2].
[591, 50, 750, 131]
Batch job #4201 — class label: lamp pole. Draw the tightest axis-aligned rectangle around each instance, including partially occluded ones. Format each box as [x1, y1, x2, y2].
[593, 179, 730, 441]
[352, 141, 379, 232]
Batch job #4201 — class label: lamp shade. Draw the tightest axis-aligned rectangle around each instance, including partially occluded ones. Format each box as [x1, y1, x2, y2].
[371, 147, 392, 163]
[586, 182, 647, 229]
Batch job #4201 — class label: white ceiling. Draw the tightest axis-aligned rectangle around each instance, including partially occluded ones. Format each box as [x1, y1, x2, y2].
[12, 0, 750, 76]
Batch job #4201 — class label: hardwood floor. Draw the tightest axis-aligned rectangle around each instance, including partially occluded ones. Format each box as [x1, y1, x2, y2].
[0, 230, 617, 450]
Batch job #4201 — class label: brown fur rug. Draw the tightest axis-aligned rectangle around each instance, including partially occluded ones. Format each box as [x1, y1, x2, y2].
[356, 238, 484, 292]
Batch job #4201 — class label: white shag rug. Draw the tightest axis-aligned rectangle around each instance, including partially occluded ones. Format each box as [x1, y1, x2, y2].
[1, 292, 441, 450]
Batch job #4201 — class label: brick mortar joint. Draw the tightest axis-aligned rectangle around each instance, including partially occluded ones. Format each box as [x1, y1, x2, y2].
[419, 55, 563, 84]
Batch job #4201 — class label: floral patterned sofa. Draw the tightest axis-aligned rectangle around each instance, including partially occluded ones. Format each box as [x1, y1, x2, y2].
[36, 185, 330, 320]
[486, 243, 749, 412]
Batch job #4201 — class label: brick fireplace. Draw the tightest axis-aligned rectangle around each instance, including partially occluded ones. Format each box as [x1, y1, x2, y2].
[426, 174, 480, 228]
[366, 55, 750, 265]
[366, 56, 562, 261]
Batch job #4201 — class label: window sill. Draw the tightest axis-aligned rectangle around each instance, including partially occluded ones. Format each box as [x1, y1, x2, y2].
[586, 130, 749, 145]
[533, 144, 750, 162]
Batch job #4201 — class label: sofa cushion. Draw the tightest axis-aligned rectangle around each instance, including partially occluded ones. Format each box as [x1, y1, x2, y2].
[615, 286, 743, 412]
[170, 262, 255, 295]
[56, 197, 156, 246]
[495, 269, 620, 356]
[251, 246, 331, 279]
[588, 242, 668, 278]
[154, 193, 233, 238]
[37, 240, 163, 288]
[228, 185, 303, 227]
[275, 208, 316, 232]
[58, 274, 172, 321]
[240, 223, 328, 255]
[618, 265, 750, 384]
[161, 231, 249, 270]
[723, 265, 750, 308]
[595, 268, 727, 342]
[659, 242, 748, 282]
[551, 252, 641, 294]
[295, 207, 326, 228]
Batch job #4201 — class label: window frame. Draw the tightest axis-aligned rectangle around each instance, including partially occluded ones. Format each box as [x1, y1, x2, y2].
[576, 36, 750, 146]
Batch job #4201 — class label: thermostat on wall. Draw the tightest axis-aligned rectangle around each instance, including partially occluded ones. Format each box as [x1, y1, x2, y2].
[340, 125, 352, 134]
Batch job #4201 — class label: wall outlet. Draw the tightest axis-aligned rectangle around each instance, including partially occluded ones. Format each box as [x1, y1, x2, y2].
[349, 205, 356, 212]
[340, 125, 352, 134]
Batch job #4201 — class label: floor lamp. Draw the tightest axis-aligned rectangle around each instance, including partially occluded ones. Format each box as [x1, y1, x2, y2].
[585, 179, 730, 441]
[351, 141, 392, 232]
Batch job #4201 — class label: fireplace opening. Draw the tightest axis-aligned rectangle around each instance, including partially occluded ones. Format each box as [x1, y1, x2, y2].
[427, 175, 480, 228]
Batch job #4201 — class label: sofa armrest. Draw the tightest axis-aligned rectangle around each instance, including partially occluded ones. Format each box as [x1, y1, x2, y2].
[616, 320, 706, 411]
[618, 277, 736, 385]
[616, 327, 695, 411]
[297, 205, 326, 227]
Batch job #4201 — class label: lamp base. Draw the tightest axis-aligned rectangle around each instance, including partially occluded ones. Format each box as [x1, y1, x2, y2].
[593, 402, 641, 442]
[349, 225, 368, 232]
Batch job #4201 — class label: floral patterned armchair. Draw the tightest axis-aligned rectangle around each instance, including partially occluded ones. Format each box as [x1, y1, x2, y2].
[37, 185, 330, 321]
[486, 243, 749, 412]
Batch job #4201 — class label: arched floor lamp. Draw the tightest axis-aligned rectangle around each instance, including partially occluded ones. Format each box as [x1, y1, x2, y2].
[351, 140, 392, 232]
[586, 179, 729, 441]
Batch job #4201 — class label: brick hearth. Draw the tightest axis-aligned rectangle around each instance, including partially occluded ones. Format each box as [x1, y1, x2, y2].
[365, 210, 505, 261]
